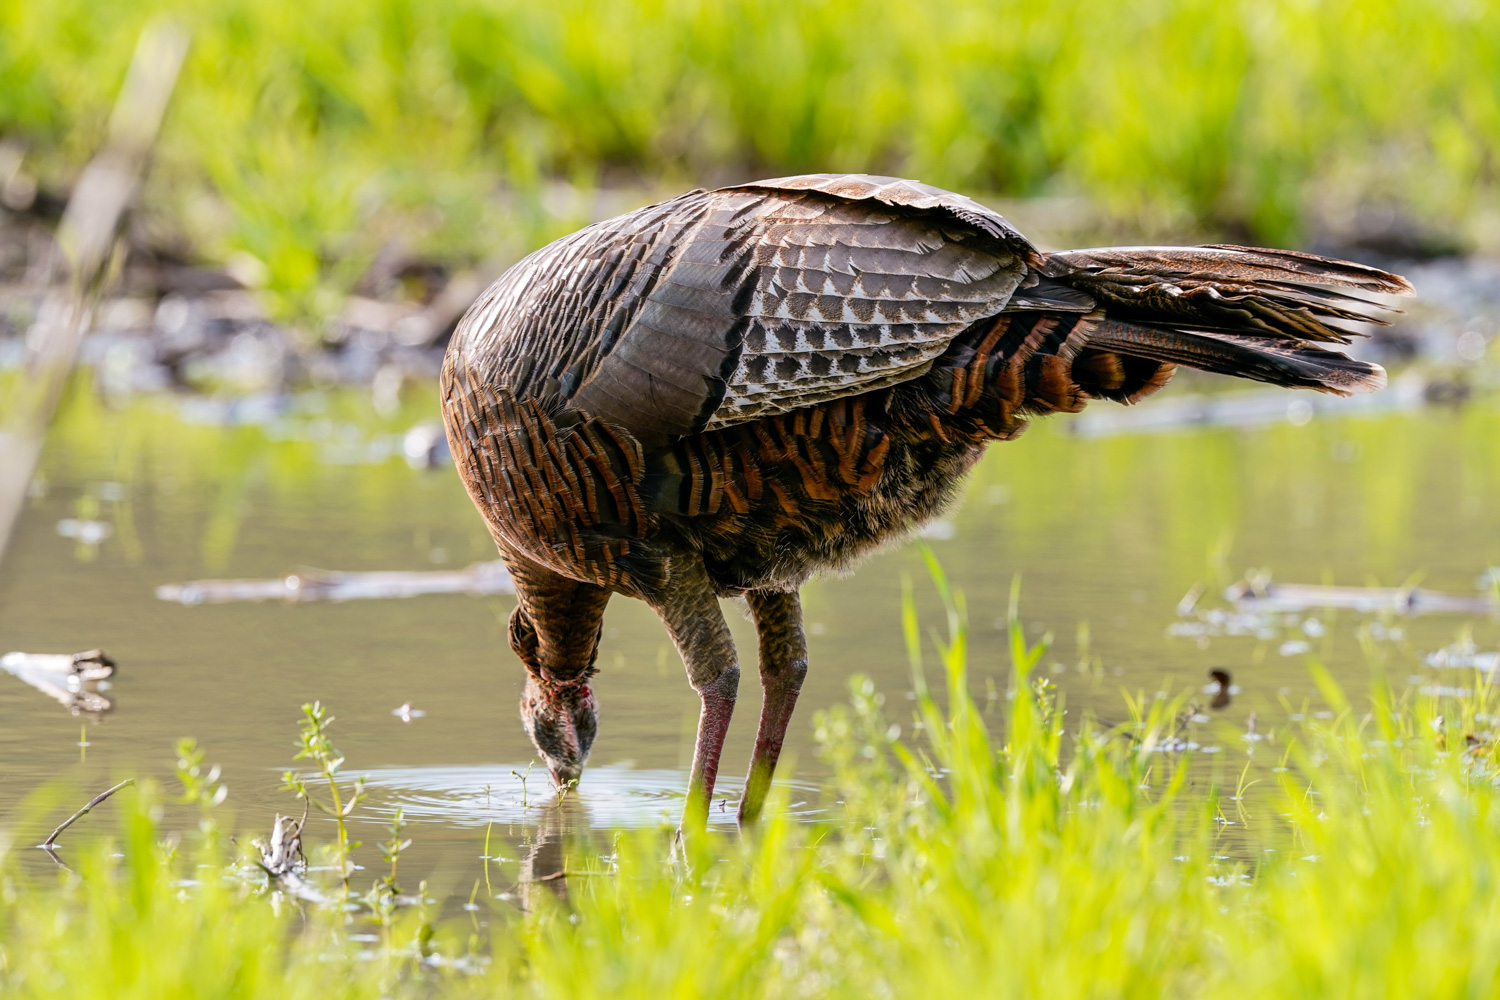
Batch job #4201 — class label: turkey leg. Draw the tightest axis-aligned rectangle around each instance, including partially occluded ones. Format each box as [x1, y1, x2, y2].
[738, 589, 809, 824]
[649, 559, 740, 831]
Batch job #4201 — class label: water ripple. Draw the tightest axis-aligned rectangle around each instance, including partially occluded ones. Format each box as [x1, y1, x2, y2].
[347, 762, 826, 830]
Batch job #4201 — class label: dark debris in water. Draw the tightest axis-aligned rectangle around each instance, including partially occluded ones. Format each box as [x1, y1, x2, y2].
[1207, 668, 1234, 710]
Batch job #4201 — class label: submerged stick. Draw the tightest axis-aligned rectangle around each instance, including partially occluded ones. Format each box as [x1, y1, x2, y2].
[0, 20, 187, 565]
[40, 777, 135, 849]
[156, 560, 514, 604]
[525, 870, 607, 883]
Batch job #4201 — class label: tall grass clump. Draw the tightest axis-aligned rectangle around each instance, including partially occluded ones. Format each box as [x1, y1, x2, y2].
[2, 0, 1496, 315]
[507, 577, 1500, 997]
[6, 578, 1500, 996]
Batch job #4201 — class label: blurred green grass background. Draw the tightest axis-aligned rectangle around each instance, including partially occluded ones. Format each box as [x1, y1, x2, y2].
[2, 0, 1497, 316]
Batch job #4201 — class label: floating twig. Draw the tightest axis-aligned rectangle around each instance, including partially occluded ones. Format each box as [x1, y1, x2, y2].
[156, 560, 513, 605]
[40, 777, 135, 850]
[524, 869, 608, 883]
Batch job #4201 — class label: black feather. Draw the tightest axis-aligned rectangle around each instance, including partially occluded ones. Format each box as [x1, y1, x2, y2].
[1086, 320, 1386, 396]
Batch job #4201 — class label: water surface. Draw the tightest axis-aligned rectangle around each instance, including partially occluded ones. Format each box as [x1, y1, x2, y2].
[2, 379, 1497, 889]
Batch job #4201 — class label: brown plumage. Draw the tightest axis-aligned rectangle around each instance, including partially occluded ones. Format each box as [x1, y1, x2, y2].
[440, 173, 1413, 828]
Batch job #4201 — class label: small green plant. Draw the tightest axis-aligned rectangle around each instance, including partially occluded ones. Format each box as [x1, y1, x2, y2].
[511, 763, 533, 809]
[281, 701, 364, 882]
[377, 807, 410, 894]
[364, 807, 412, 934]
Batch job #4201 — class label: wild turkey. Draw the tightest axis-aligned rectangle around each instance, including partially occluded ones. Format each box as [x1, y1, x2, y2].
[440, 173, 1412, 828]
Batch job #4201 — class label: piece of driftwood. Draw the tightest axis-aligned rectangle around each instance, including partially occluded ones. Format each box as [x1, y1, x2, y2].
[1227, 580, 1500, 616]
[250, 804, 329, 904]
[0, 648, 116, 715]
[0, 21, 188, 564]
[156, 560, 514, 605]
[254, 812, 304, 873]
[37, 777, 135, 867]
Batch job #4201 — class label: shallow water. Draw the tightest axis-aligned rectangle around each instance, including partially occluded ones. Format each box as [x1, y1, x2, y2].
[2, 377, 1498, 891]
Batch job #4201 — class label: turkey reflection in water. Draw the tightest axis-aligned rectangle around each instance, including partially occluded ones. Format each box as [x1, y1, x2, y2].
[2, 384, 1499, 889]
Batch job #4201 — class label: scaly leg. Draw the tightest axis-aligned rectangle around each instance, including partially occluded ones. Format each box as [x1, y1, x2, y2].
[738, 589, 809, 825]
[647, 558, 740, 832]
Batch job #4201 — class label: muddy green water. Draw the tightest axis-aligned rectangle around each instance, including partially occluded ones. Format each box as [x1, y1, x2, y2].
[2, 378, 1499, 893]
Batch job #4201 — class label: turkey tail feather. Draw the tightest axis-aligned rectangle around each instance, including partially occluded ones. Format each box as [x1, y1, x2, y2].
[1039, 244, 1409, 397]
[1086, 319, 1387, 395]
[1041, 245, 1413, 344]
